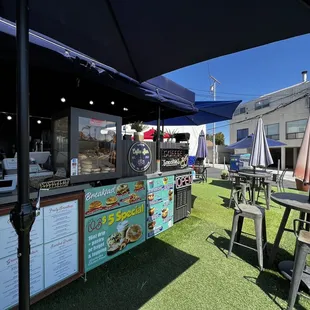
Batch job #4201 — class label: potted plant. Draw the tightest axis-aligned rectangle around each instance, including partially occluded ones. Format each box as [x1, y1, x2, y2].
[221, 170, 229, 180]
[131, 121, 148, 142]
[152, 130, 164, 142]
[165, 129, 178, 143]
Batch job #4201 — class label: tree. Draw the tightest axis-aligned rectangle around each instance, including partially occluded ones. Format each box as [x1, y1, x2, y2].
[205, 132, 225, 145]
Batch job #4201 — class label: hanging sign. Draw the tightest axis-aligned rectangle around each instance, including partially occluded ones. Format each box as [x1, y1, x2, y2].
[128, 142, 152, 172]
[160, 149, 189, 172]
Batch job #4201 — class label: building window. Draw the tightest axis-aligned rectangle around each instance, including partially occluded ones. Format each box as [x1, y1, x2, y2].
[239, 107, 246, 114]
[255, 99, 270, 110]
[264, 123, 279, 140]
[237, 128, 249, 141]
[286, 119, 307, 139]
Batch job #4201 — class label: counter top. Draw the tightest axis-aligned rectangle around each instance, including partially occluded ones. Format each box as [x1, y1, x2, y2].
[117, 168, 192, 184]
[0, 183, 90, 206]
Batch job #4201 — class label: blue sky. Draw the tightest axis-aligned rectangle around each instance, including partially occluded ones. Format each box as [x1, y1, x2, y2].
[164, 34, 310, 144]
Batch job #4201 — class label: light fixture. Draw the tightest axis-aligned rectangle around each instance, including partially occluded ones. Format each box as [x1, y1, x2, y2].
[61, 97, 66, 103]
[7, 115, 12, 120]
[89, 100, 94, 105]
[37, 120, 42, 124]
[111, 101, 115, 105]
[123, 107, 128, 111]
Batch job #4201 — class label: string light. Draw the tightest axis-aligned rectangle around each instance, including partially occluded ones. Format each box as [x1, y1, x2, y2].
[7, 115, 12, 120]
[37, 120, 42, 124]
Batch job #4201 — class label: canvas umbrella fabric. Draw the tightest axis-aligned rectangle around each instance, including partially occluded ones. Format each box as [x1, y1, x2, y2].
[250, 118, 274, 168]
[227, 134, 285, 149]
[196, 130, 208, 163]
[1, 1, 310, 81]
[144, 128, 170, 140]
[294, 116, 310, 197]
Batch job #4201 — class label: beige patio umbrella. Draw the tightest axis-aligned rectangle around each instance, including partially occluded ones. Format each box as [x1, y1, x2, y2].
[294, 116, 310, 198]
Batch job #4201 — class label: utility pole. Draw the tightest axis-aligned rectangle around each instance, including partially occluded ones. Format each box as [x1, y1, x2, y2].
[210, 75, 220, 167]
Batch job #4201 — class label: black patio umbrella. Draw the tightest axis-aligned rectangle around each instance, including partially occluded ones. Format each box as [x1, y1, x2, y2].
[1, 0, 310, 82]
[2, 0, 310, 308]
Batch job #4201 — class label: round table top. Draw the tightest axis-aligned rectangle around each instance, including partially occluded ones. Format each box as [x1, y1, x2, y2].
[271, 192, 310, 213]
[238, 171, 271, 178]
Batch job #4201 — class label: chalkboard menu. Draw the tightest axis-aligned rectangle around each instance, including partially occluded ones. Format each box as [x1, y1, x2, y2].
[160, 149, 189, 172]
[128, 142, 152, 172]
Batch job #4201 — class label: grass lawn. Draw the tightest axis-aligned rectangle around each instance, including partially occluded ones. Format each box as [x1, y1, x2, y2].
[33, 179, 310, 310]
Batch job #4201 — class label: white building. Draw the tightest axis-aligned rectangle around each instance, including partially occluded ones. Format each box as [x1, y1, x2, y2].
[230, 71, 310, 170]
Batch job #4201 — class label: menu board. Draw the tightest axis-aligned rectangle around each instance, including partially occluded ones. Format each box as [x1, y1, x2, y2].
[84, 180, 146, 216]
[0, 214, 43, 259]
[43, 200, 78, 243]
[0, 245, 44, 310]
[84, 202, 146, 272]
[44, 234, 78, 289]
[0, 199, 79, 310]
[146, 176, 174, 239]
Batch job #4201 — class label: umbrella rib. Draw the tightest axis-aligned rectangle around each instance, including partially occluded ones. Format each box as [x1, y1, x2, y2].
[105, 0, 141, 81]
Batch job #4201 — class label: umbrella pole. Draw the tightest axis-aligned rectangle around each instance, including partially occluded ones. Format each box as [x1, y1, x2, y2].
[156, 106, 161, 174]
[10, 0, 36, 309]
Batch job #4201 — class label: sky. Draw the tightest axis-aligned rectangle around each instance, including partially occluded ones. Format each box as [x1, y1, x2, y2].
[164, 34, 310, 144]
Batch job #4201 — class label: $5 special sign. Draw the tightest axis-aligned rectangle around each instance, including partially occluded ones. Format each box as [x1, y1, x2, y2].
[84, 202, 146, 272]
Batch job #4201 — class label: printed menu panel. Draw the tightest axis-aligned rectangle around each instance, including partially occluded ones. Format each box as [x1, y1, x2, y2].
[0, 214, 43, 259]
[84, 180, 146, 217]
[44, 200, 78, 243]
[44, 234, 78, 289]
[84, 202, 146, 272]
[146, 176, 174, 239]
[0, 245, 44, 310]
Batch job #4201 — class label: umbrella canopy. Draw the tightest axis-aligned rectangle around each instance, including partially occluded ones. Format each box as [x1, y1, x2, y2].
[227, 134, 286, 150]
[0, 20, 197, 118]
[249, 118, 273, 168]
[196, 130, 208, 159]
[147, 100, 241, 126]
[1, 1, 310, 81]
[294, 116, 310, 183]
[144, 128, 170, 140]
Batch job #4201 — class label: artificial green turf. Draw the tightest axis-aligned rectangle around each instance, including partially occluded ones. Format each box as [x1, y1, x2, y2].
[33, 179, 310, 310]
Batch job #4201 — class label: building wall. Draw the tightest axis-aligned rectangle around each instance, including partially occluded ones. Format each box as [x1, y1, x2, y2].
[230, 80, 310, 169]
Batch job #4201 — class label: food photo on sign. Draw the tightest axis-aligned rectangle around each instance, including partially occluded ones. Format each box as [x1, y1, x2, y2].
[84, 202, 146, 272]
[84, 181, 146, 216]
[146, 176, 174, 239]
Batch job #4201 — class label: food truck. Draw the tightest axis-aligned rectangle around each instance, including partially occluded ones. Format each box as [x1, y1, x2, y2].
[0, 60, 195, 309]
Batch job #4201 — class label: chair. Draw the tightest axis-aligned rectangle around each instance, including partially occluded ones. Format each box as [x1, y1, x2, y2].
[277, 168, 288, 192]
[228, 176, 251, 208]
[287, 219, 310, 310]
[256, 172, 273, 210]
[193, 165, 207, 183]
[228, 190, 268, 271]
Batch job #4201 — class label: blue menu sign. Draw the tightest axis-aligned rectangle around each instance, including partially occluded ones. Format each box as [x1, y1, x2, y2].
[128, 142, 152, 172]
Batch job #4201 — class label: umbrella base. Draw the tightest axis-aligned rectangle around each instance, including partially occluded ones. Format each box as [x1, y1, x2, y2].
[295, 179, 309, 192]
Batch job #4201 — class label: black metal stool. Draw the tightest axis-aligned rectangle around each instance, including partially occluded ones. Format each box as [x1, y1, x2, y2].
[228, 190, 268, 271]
[287, 219, 310, 310]
[228, 176, 251, 208]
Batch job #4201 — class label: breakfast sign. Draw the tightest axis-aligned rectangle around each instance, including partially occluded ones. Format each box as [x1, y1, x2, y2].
[84, 180, 146, 216]
[84, 202, 146, 272]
